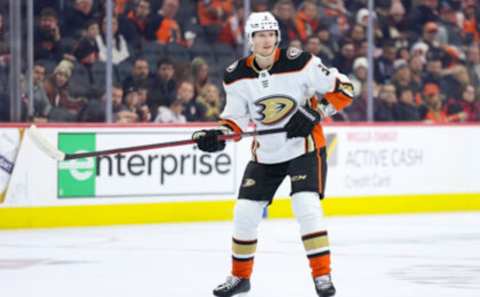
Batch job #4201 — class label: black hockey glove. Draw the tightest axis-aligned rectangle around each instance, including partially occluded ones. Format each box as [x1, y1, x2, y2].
[285, 106, 321, 138]
[192, 129, 226, 153]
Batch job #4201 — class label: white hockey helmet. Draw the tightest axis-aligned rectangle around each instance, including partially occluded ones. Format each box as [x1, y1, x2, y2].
[245, 12, 281, 49]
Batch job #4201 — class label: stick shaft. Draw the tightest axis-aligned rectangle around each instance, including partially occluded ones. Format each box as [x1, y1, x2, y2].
[64, 127, 285, 160]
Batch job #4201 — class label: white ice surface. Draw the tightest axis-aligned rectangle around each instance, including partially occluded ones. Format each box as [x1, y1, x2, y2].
[0, 213, 479, 297]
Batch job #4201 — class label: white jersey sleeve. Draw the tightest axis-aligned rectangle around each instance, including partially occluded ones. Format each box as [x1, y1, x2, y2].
[219, 82, 250, 132]
[304, 55, 354, 117]
[305, 56, 338, 94]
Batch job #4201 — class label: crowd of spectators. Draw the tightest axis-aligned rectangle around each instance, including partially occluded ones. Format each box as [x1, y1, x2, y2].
[0, 0, 479, 123]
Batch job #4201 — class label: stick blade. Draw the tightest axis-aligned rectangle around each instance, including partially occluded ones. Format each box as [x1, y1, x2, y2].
[27, 125, 65, 161]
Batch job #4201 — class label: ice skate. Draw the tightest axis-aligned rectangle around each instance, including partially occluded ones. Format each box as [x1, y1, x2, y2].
[314, 275, 336, 297]
[213, 275, 250, 297]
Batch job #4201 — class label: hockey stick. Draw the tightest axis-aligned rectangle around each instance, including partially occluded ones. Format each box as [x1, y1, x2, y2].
[28, 125, 285, 161]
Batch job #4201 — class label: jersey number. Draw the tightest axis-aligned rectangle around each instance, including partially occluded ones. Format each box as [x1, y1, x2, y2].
[318, 64, 330, 76]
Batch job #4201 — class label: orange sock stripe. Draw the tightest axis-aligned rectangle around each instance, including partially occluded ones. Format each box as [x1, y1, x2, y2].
[232, 256, 254, 279]
[308, 251, 331, 278]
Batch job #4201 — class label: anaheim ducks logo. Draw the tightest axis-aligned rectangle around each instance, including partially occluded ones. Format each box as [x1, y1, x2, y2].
[255, 95, 296, 125]
[287, 47, 302, 60]
[226, 60, 239, 73]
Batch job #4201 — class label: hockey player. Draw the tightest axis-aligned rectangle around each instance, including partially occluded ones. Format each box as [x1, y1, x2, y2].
[192, 11, 354, 297]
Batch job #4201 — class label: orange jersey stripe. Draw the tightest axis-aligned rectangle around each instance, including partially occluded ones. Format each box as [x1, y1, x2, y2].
[323, 92, 353, 112]
[218, 119, 243, 141]
[311, 124, 326, 149]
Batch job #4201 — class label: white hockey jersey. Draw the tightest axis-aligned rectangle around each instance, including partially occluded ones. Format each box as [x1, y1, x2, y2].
[220, 48, 353, 164]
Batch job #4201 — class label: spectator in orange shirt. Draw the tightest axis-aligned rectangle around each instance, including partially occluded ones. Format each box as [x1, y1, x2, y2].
[198, 0, 233, 42]
[218, 5, 245, 48]
[462, 0, 479, 44]
[197, 0, 233, 26]
[119, 0, 151, 49]
[420, 82, 451, 123]
[295, 0, 320, 43]
[146, 0, 182, 44]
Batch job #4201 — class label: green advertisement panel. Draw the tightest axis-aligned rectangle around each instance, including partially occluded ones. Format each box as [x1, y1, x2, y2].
[57, 133, 96, 198]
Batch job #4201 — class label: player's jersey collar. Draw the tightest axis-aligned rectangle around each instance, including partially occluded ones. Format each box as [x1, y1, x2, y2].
[246, 48, 281, 73]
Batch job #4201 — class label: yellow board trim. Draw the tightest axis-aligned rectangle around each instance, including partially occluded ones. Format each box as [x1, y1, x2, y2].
[1, 193, 480, 229]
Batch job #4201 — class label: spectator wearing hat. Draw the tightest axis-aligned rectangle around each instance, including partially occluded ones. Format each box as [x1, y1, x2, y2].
[355, 7, 373, 28]
[96, 16, 130, 65]
[420, 80, 469, 123]
[392, 59, 414, 92]
[421, 21, 441, 50]
[374, 41, 397, 83]
[446, 84, 480, 121]
[34, 8, 62, 62]
[395, 87, 421, 121]
[74, 37, 99, 66]
[44, 59, 86, 119]
[122, 57, 151, 94]
[350, 57, 368, 98]
[148, 58, 177, 118]
[410, 41, 430, 60]
[419, 82, 449, 122]
[73, 37, 100, 93]
[374, 83, 400, 121]
[273, 0, 300, 49]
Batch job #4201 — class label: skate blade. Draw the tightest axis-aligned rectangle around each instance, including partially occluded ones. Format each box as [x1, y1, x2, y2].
[234, 293, 248, 297]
